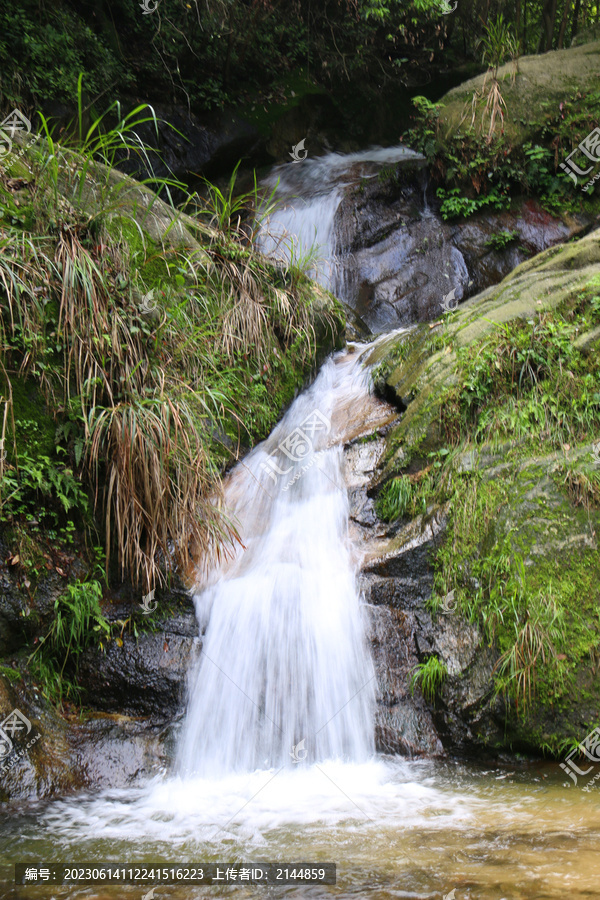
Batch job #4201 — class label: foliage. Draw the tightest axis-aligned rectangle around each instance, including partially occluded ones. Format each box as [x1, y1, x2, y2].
[0, 0, 596, 148]
[485, 230, 518, 251]
[440, 311, 600, 449]
[425, 299, 600, 714]
[376, 470, 439, 520]
[0, 87, 335, 591]
[480, 14, 518, 76]
[410, 655, 447, 702]
[494, 588, 566, 711]
[29, 580, 110, 705]
[403, 97, 444, 159]
[436, 185, 509, 219]
[405, 84, 600, 223]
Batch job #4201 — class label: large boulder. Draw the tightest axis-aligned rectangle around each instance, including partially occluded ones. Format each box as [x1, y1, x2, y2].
[366, 227, 600, 755]
[333, 167, 590, 332]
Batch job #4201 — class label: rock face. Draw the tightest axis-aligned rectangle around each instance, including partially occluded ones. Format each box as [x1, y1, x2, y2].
[76, 600, 200, 718]
[117, 103, 264, 182]
[366, 226, 600, 756]
[0, 567, 198, 802]
[344, 429, 445, 757]
[334, 171, 590, 332]
[437, 39, 600, 146]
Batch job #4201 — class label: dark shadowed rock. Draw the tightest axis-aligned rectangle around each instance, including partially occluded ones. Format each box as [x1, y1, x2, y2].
[77, 593, 200, 717]
[334, 174, 590, 331]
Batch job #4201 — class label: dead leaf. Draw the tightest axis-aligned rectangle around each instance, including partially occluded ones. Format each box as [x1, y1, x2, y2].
[7, 553, 19, 566]
[7, 178, 30, 191]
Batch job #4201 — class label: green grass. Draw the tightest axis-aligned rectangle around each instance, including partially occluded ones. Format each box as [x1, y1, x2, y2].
[0, 82, 339, 594]
[410, 656, 448, 703]
[29, 580, 110, 705]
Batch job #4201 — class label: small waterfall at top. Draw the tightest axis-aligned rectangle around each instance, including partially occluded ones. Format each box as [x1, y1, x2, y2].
[178, 349, 380, 777]
[256, 145, 424, 303]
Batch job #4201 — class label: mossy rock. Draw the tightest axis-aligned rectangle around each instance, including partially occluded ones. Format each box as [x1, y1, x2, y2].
[371, 229, 600, 755]
[437, 40, 600, 148]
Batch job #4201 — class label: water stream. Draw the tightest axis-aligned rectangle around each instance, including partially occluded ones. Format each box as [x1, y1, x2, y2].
[177, 349, 378, 777]
[1, 151, 599, 899]
[257, 145, 424, 301]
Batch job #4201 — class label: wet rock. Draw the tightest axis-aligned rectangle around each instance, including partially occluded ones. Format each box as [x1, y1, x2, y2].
[345, 426, 448, 757]
[367, 230, 600, 757]
[368, 605, 444, 757]
[0, 672, 76, 802]
[77, 598, 201, 718]
[69, 715, 179, 789]
[334, 174, 590, 332]
[0, 668, 181, 801]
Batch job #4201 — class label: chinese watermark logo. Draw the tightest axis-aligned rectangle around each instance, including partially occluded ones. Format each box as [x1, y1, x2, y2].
[441, 288, 458, 314]
[140, 589, 157, 615]
[440, 589, 457, 614]
[560, 725, 600, 789]
[139, 288, 158, 314]
[592, 440, 600, 467]
[289, 139, 308, 163]
[140, 0, 159, 13]
[260, 409, 331, 491]
[0, 109, 39, 165]
[290, 738, 308, 763]
[560, 127, 600, 193]
[439, 0, 458, 13]
[443, 890, 457, 900]
[0, 708, 41, 773]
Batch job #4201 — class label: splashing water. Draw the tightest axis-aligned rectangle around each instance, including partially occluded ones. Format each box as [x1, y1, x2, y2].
[257, 145, 424, 296]
[177, 347, 384, 777]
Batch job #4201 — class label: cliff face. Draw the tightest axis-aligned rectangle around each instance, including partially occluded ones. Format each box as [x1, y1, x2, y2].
[362, 227, 600, 756]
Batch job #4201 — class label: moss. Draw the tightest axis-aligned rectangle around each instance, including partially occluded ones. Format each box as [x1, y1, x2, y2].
[0, 665, 21, 684]
[105, 216, 171, 288]
[372, 238, 600, 752]
[1, 377, 56, 460]
[438, 41, 600, 148]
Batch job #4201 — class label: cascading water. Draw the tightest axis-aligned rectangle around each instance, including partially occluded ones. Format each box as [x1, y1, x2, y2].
[1, 152, 598, 900]
[257, 145, 424, 300]
[178, 350, 378, 777]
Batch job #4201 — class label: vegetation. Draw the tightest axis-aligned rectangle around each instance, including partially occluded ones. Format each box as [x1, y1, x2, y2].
[441, 305, 600, 448]
[376, 275, 600, 732]
[0, 87, 341, 706]
[407, 90, 600, 219]
[0, 0, 597, 137]
[410, 656, 448, 703]
[29, 580, 110, 705]
[485, 229, 519, 251]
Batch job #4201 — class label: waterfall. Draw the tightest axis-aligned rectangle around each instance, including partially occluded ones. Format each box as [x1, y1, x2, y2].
[256, 145, 424, 299]
[177, 349, 379, 777]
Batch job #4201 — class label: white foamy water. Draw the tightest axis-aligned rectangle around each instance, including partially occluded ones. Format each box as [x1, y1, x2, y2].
[36, 759, 473, 850]
[177, 346, 382, 777]
[257, 145, 424, 294]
